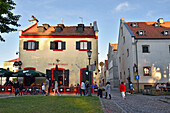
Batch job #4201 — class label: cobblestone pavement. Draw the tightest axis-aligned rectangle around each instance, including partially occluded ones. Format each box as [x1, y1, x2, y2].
[100, 88, 170, 113]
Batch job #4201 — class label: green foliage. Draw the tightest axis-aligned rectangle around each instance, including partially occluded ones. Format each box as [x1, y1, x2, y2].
[0, 0, 21, 41]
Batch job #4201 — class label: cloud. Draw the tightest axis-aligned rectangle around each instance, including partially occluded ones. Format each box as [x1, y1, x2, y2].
[115, 2, 129, 11]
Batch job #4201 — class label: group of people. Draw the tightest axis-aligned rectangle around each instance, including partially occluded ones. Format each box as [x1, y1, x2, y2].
[13, 79, 24, 96]
[97, 81, 134, 100]
[79, 81, 98, 96]
[156, 82, 169, 92]
[41, 77, 61, 96]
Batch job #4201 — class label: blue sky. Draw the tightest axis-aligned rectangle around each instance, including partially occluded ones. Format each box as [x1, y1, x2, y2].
[0, 0, 170, 67]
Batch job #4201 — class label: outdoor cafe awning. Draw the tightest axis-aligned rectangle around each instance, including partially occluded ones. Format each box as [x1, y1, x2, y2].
[12, 69, 45, 77]
[0, 68, 13, 77]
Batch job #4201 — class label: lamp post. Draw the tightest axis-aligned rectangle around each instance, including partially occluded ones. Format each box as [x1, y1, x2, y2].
[87, 49, 92, 96]
[87, 49, 92, 84]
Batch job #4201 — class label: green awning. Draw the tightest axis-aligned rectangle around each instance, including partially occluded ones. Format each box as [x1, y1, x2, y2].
[0, 68, 13, 77]
[12, 69, 45, 77]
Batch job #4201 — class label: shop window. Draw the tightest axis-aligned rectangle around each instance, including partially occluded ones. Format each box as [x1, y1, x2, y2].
[143, 67, 151, 76]
[76, 40, 91, 51]
[23, 41, 39, 51]
[50, 41, 65, 51]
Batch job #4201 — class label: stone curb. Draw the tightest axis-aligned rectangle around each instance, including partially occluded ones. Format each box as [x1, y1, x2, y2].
[99, 97, 106, 113]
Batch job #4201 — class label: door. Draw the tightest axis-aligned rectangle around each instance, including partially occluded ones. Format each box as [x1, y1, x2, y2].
[64, 70, 69, 86]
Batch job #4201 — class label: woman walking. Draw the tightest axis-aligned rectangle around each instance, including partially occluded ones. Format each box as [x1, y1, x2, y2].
[54, 81, 61, 96]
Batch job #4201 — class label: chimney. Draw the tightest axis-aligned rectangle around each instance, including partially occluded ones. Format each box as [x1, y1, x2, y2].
[157, 18, 164, 24]
[93, 21, 98, 31]
[77, 24, 84, 32]
[37, 26, 46, 32]
[43, 24, 50, 29]
[120, 18, 125, 23]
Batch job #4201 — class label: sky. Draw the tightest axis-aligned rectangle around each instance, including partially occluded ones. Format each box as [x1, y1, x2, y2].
[0, 0, 170, 67]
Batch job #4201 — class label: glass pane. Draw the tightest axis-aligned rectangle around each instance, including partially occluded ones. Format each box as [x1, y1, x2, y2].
[80, 42, 84, 49]
[84, 42, 87, 49]
[58, 42, 62, 50]
[31, 42, 35, 49]
[28, 42, 32, 49]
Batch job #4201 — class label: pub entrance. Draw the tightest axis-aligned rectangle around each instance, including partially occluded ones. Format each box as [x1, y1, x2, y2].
[46, 68, 69, 87]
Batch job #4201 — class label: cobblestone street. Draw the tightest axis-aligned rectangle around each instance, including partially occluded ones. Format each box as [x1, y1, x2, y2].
[101, 89, 170, 113]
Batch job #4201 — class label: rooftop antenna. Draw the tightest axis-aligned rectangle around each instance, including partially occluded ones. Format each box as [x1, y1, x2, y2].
[79, 17, 83, 24]
[61, 18, 63, 24]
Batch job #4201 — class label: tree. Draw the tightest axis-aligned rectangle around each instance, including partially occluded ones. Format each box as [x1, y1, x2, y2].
[0, 0, 21, 42]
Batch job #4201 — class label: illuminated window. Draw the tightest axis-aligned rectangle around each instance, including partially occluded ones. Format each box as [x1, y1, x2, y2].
[143, 67, 150, 76]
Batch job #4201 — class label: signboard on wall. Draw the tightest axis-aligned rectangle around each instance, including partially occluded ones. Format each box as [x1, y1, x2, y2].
[89, 64, 95, 71]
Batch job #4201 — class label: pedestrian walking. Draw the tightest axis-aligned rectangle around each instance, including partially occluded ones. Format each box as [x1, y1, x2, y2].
[85, 81, 89, 95]
[54, 81, 61, 96]
[13, 79, 19, 96]
[129, 82, 134, 94]
[80, 81, 85, 96]
[19, 82, 24, 96]
[98, 83, 103, 98]
[105, 82, 112, 99]
[45, 77, 49, 96]
[120, 82, 126, 100]
[41, 83, 45, 95]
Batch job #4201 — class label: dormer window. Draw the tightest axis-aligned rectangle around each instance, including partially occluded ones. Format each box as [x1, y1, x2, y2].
[164, 30, 169, 36]
[132, 22, 138, 27]
[138, 30, 145, 36]
[154, 23, 160, 27]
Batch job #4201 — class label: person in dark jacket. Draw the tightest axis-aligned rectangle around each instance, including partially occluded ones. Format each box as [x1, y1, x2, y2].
[13, 79, 19, 96]
[19, 82, 24, 96]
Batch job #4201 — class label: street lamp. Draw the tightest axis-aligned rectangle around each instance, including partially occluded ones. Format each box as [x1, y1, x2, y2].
[87, 49, 92, 96]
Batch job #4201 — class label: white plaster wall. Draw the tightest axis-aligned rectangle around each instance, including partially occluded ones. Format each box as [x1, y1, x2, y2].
[137, 40, 170, 83]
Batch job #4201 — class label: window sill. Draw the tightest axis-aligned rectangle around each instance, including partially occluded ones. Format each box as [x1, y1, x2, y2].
[53, 50, 63, 51]
[26, 49, 37, 51]
[78, 50, 89, 51]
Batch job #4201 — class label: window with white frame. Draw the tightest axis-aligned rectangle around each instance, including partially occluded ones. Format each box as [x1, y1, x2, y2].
[50, 41, 65, 50]
[76, 41, 91, 50]
[23, 41, 39, 50]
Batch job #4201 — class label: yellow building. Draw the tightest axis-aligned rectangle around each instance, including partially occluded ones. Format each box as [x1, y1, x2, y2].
[19, 19, 99, 86]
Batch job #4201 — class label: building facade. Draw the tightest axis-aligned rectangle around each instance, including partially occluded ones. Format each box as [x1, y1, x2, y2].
[19, 19, 99, 86]
[107, 43, 119, 88]
[118, 18, 170, 90]
[4, 58, 19, 72]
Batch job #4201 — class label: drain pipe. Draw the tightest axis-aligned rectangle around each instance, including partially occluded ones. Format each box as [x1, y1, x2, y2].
[135, 39, 139, 93]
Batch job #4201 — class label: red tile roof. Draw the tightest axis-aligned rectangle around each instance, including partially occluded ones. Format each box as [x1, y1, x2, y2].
[126, 22, 170, 39]
[22, 24, 95, 36]
[5, 58, 19, 62]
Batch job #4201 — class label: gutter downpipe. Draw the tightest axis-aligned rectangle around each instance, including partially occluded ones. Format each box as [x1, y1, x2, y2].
[135, 39, 139, 93]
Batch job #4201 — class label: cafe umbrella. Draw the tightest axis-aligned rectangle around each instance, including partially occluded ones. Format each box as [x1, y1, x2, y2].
[0, 68, 13, 85]
[12, 69, 45, 77]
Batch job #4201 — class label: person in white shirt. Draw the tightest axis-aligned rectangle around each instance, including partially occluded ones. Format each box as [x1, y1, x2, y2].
[105, 82, 112, 99]
[54, 81, 61, 96]
[80, 81, 85, 96]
